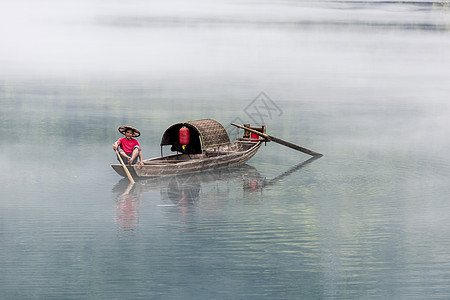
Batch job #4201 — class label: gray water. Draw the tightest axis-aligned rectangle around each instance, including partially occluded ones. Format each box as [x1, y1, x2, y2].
[1, 0, 450, 299]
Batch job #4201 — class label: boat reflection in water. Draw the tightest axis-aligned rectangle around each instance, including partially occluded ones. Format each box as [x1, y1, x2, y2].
[112, 157, 319, 233]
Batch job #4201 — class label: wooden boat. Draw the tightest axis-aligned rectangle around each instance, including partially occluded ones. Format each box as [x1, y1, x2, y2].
[112, 119, 265, 178]
[112, 164, 263, 195]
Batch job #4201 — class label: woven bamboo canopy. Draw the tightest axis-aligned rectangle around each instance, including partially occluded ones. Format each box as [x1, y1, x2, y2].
[160, 119, 230, 154]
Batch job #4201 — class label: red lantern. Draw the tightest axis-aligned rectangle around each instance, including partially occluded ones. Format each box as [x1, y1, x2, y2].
[179, 127, 190, 147]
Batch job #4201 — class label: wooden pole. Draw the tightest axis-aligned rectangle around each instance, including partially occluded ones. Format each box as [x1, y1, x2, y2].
[115, 149, 135, 184]
[231, 123, 323, 157]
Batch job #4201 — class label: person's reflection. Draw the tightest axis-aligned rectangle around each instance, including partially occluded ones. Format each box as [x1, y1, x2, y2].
[113, 181, 142, 233]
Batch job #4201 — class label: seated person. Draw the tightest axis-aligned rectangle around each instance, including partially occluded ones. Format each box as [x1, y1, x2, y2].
[113, 126, 144, 165]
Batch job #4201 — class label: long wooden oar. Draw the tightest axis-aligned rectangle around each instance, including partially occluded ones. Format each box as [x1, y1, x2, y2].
[231, 123, 323, 157]
[115, 149, 135, 184]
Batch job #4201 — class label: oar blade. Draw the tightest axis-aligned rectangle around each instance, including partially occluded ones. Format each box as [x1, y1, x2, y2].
[268, 135, 323, 157]
[230, 123, 322, 157]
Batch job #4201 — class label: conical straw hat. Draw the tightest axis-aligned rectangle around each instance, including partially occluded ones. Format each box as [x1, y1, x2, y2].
[118, 125, 141, 137]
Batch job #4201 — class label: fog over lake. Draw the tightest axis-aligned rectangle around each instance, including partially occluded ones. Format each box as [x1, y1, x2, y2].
[1, 0, 450, 299]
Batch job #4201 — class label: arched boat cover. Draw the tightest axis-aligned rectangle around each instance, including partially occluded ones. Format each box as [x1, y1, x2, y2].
[160, 119, 230, 154]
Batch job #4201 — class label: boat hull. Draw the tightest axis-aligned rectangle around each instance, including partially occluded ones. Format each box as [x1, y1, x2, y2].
[111, 141, 262, 178]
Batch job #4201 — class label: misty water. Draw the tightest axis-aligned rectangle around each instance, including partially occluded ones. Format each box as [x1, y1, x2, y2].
[1, 0, 450, 299]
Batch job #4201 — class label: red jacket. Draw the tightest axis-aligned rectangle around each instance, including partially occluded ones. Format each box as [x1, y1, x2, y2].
[118, 138, 141, 155]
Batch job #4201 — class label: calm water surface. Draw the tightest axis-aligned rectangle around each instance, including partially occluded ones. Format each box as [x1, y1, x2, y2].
[1, 0, 450, 299]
